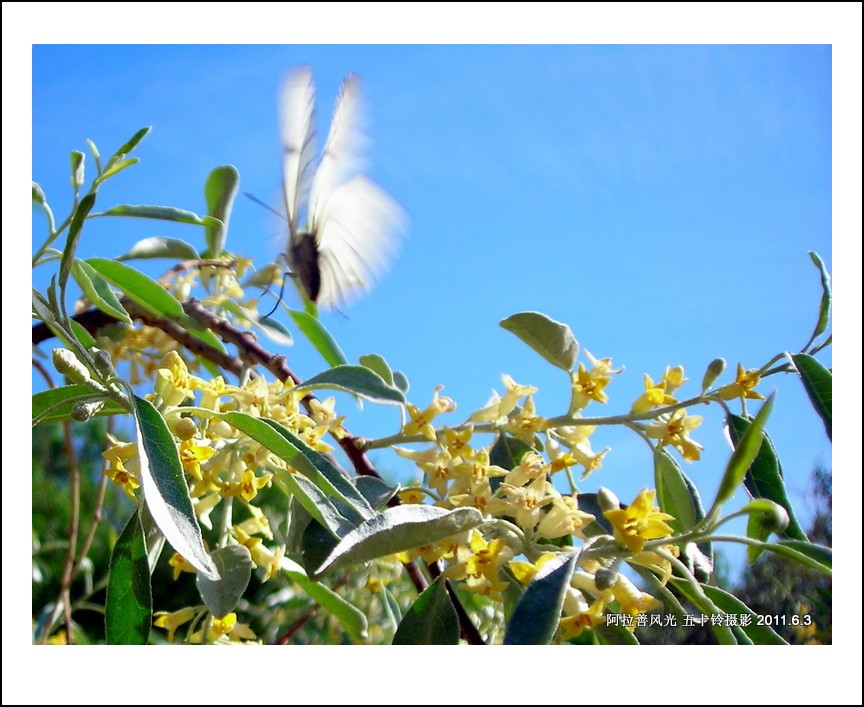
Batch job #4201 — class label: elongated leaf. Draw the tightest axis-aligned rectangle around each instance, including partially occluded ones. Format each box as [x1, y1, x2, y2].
[701, 585, 787, 645]
[500, 311, 578, 371]
[761, 540, 832, 575]
[69, 319, 98, 350]
[94, 204, 221, 229]
[111, 126, 151, 159]
[220, 413, 373, 521]
[59, 193, 96, 290]
[131, 394, 217, 579]
[790, 353, 832, 440]
[355, 476, 400, 509]
[86, 138, 102, 173]
[806, 251, 831, 346]
[117, 237, 201, 262]
[727, 414, 807, 541]
[654, 450, 698, 534]
[287, 309, 348, 366]
[278, 470, 353, 536]
[302, 518, 341, 575]
[196, 545, 253, 618]
[595, 621, 639, 645]
[313, 505, 484, 578]
[32, 385, 126, 424]
[504, 554, 576, 644]
[72, 258, 132, 324]
[106, 509, 152, 644]
[205, 165, 239, 256]
[359, 353, 394, 386]
[280, 557, 368, 641]
[294, 365, 406, 406]
[86, 257, 183, 318]
[713, 394, 775, 509]
[392, 576, 459, 645]
[97, 157, 138, 183]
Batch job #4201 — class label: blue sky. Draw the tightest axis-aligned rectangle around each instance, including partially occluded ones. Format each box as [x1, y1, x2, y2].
[9, 2, 861, 701]
[31, 44, 832, 543]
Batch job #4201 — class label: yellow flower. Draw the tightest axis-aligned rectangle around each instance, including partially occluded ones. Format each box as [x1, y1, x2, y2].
[443, 530, 514, 600]
[154, 607, 197, 642]
[499, 477, 555, 530]
[537, 493, 595, 539]
[403, 387, 456, 440]
[612, 574, 662, 621]
[154, 351, 196, 407]
[168, 553, 198, 581]
[469, 375, 536, 423]
[505, 395, 549, 443]
[645, 408, 704, 462]
[178, 438, 216, 480]
[631, 373, 677, 414]
[570, 351, 619, 411]
[604, 488, 675, 553]
[716, 363, 765, 401]
[442, 426, 474, 460]
[104, 462, 140, 500]
[560, 589, 606, 639]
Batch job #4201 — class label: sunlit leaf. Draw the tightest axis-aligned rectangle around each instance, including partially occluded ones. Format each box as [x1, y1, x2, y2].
[500, 311, 578, 371]
[392, 576, 459, 645]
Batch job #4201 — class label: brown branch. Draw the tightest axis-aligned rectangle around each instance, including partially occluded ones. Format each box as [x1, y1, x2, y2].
[58, 417, 80, 645]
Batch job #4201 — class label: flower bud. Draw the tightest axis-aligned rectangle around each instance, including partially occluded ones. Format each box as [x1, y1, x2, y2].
[70, 399, 105, 422]
[53, 348, 91, 384]
[594, 566, 618, 591]
[701, 357, 726, 391]
[596, 487, 621, 513]
[91, 348, 115, 378]
[172, 416, 199, 441]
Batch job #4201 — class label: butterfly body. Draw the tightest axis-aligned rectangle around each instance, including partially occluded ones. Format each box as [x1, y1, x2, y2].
[279, 67, 404, 309]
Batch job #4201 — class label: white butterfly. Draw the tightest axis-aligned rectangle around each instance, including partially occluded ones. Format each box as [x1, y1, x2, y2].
[278, 67, 405, 310]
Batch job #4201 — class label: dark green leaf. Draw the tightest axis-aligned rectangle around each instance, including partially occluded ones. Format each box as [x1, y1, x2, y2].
[761, 540, 831, 575]
[728, 414, 807, 541]
[355, 476, 400, 509]
[60, 193, 96, 290]
[278, 469, 354, 536]
[790, 353, 832, 440]
[392, 576, 459, 645]
[196, 545, 253, 618]
[654, 450, 698, 534]
[500, 311, 579, 371]
[499, 564, 524, 622]
[504, 554, 576, 644]
[32, 385, 126, 424]
[281, 557, 368, 641]
[221, 413, 373, 522]
[489, 433, 536, 470]
[595, 621, 639, 645]
[301, 518, 341, 575]
[71, 258, 133, 324]
[701, 585, 787, 644]
[393, 371, 410, 395]
[289, 309, 348, 366]
[313, 505, 484, 578]
[131, 394, 217, 578]
[575, 493, 614, 537]
[205, 165, 239, 256]
[117, 237, 201, 262]
[111, 126, 151, 159]
[714, 394, 775, 509]
[295, 365, 405, 406]
[106, 509, 152, 644]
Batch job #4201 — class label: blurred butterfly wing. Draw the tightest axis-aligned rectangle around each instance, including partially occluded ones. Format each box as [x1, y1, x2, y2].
[279, 67, 317, 237]
[307, 73, 367, 233]
[314, 175, 405, 309]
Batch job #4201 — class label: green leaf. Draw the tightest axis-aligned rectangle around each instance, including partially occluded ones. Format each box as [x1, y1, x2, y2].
[742, 498, 790, 560]
[70, 150, 85, 189]
[196, 545, 253, 618]
[32, 385, 126, 424]
[489, 433, 536, 470]
[294, 365, 406, 406]
[392, 576, 459, 645]
[355, 476, 400, 509]
[59, 192, 96, 290]
[96, 157, 139, 183]
[69, 319, 98, 350]
[806, 251, 832, 346]
[653, 450, 698, 534]
[761, 540, 832, 575]
[301, 518, 341, 575]
[701, 585, 787, 645]
[204, 165, 239, 256]
[727, 414, 807, 541]
[111, 126, 151, 159]
[313, 505, 485, 578]
[499, 564, 524, 622]
[86, 257, 184, 318]
[86, 138, 102, 173]
[32, 181, 46, 205]
[131, 394, 217, 579]
[500, 311, 579, 371]
[105, 509, 152, 644]
[117, 237, 201, 262]
[393, 371, 410, 395]
[280, 557, 368, 641]
[790, 353, 832, 440]
[278, 469, 354, 536]
[713, 394, 775, 510]
[359, 353, 394, 386]
[71, 258, 133, 324]
[288, 309, 348, 366]
[504, 553, 576, 645]
[594, 621, 640, 645]
[94, 204, 222, 230]
[220, 413, 373, 522]
[575, 493, 614, 537]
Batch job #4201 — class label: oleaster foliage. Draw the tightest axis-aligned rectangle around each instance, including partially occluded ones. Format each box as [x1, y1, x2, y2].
[32, 127, 832, 646]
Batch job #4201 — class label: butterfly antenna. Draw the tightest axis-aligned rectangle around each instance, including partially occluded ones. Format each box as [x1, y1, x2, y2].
[260, 275, 288, 321]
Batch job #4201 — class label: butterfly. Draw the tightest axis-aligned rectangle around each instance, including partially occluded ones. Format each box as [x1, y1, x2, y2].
[278, 67, 405, 310]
